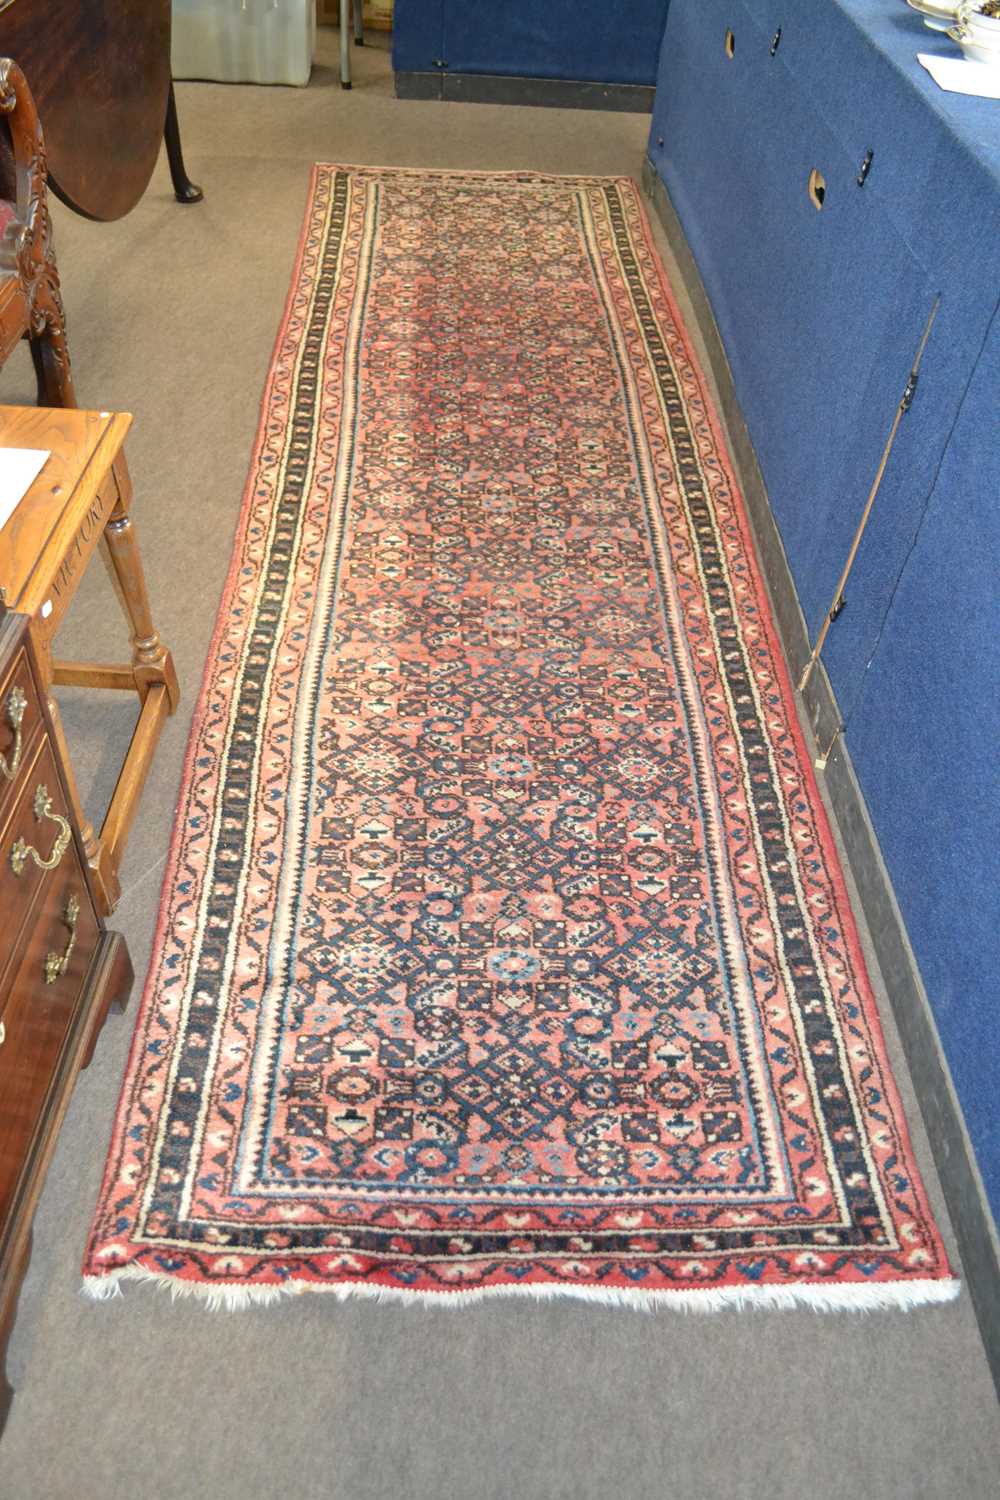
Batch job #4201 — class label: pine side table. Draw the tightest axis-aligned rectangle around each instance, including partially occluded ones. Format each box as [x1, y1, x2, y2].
[0, 405, 179, 914]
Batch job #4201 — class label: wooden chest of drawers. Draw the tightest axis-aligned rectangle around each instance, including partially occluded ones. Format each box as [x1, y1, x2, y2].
[0, 610, 132, 1435]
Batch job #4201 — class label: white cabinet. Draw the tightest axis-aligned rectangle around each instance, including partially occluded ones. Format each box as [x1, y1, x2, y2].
[172, 0, 316, 86]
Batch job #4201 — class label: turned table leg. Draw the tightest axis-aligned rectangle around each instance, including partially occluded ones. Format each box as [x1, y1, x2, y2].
[164, 80, 203, 205]
[103, 456, 179, 711]
[69, 451, 181, 911]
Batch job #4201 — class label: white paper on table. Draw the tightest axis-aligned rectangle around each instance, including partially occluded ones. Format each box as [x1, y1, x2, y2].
[918, 52, 1000, 98]
[0, 448, 50, 531]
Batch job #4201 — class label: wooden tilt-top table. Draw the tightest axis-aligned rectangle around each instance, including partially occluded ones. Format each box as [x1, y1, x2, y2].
[0, 405, 178, 914]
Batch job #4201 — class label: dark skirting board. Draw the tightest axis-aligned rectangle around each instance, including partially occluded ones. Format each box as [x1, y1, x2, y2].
[395, 72, 654, 112]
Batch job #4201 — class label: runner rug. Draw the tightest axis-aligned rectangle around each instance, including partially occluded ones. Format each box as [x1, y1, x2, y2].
[84, 166, 956, 1309]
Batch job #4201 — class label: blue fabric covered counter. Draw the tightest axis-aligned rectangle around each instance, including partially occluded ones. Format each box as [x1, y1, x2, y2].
[393, 1, 671, 86]
[648, 1, 1000, 1223]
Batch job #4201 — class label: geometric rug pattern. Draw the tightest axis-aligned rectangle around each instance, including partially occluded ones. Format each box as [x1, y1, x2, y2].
[85, 168, 956, 1308]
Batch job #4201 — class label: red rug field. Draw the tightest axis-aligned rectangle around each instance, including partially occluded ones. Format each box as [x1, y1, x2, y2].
[84, 167, 956, 1309]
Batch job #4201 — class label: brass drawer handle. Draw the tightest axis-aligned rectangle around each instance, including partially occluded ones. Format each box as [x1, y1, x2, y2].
[10, 784, 72, 877]
[44, 892, 80, 984]
[0, 1018, 5, 1047]
[0, 685, 27, 783]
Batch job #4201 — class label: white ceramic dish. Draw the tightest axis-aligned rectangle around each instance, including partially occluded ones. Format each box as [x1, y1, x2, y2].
[948, 3, 1000, 63]
[947, 26, 1000, 62]
[906, 0, 963, 29]
[960, 1, 1000, 34]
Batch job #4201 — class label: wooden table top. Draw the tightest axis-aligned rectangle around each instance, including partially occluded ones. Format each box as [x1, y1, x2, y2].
[0, 406, 131, 615]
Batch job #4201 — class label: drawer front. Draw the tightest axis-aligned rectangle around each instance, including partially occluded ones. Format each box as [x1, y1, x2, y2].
[0, 649, 43, 823]
[0, 853, 99, 1214]
[0, 735, 81, 997]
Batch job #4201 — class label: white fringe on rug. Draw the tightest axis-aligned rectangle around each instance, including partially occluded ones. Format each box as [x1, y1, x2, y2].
[82, 1265, 961, 1315]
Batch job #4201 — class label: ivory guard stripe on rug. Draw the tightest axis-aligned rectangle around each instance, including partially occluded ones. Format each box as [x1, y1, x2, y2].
[84, 167, 956, 1309]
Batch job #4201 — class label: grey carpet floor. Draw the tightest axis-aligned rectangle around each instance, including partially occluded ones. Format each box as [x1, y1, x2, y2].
[1, 31, 998, 1500]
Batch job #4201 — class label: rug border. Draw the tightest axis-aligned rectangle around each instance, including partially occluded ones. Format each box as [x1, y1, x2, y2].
[618, 184, 955, 1278]
[85, 163, 329, 1229]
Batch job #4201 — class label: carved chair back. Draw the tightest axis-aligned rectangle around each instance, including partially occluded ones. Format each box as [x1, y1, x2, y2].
[0, 58, 75, 406]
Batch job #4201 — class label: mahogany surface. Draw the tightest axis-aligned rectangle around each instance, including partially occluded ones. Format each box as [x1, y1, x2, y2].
[0, 611, 133, 1437]
[0, 0, 171, 221]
